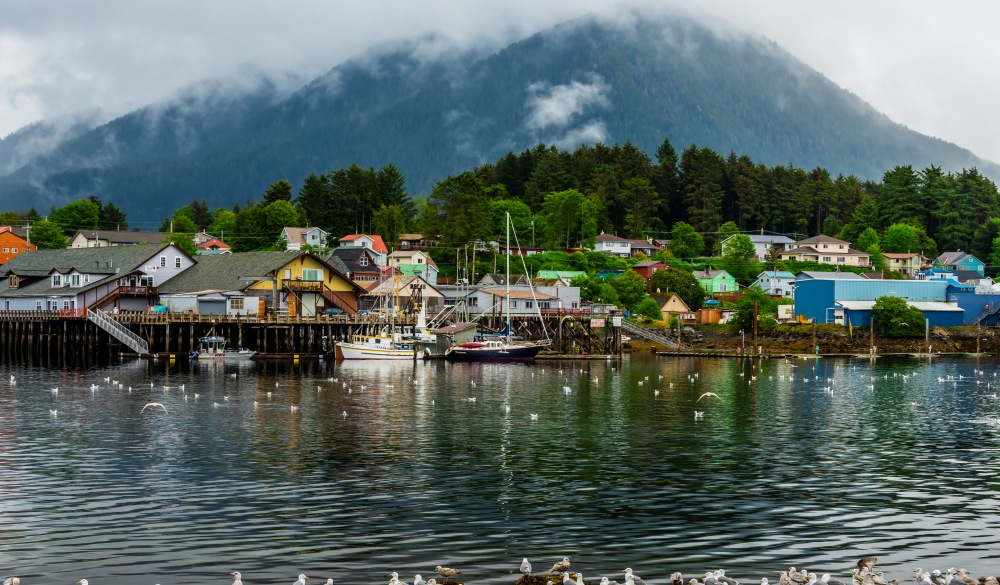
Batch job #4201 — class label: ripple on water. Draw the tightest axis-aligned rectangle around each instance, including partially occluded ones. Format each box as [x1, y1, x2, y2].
[1, 357, 1000, 584]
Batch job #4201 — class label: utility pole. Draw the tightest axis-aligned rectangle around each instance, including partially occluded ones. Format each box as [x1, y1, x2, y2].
[753, 301, 758, 354]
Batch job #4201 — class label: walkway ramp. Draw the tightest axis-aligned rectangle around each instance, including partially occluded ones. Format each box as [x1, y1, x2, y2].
[87, 309, 149, 355]
[622, 320, 681, 350]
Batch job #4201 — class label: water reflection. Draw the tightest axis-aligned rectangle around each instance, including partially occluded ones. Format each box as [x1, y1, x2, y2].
[1, 356, 999, 585]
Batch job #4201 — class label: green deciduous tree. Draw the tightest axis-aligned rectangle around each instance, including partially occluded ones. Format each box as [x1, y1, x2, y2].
[610, 270, 647, 312]
[28, 219, 69, 249]
[371, 204, 407, 248]
[648, 267, 704, 311]
[162, 233, 197, 256]
[634, 296, 663, 320]
[49, 199, 99, 236]
[871, 296, 925, 337]
[669, 221, 704, 259]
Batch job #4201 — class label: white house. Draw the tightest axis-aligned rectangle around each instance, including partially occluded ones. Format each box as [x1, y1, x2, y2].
[337, 234, 389, 265]
[387, 250, 439, 286]
[0, 243, 194, 313]
[281, 227, 329, 251]
[592, 233, 631, 257]
[720, 234, 796, 260]
[752, 270, 796, 298]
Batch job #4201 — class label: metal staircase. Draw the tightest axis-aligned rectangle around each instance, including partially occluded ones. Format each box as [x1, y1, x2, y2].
[972, 303, 1000, 325]
[87, 309, 149, 355]
[622, 320, 680, 349]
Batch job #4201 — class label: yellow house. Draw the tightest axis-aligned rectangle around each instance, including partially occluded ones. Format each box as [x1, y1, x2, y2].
[653, 292, 695, 322]
[246, 251, 363, 316]
[158, 250, 363, 316]
[882, 252, 928, 277]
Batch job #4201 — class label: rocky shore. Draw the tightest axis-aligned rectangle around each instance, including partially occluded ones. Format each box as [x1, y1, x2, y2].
[625, 325, 1000, 356]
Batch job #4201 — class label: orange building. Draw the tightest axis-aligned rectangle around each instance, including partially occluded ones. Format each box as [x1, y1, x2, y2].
[0, 227, 35, 265]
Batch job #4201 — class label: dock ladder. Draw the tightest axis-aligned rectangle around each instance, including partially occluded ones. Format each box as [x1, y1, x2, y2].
[86, 309, 149, 355]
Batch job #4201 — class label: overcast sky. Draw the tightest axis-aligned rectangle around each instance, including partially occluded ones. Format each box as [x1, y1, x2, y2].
[2, 0, 999, 162]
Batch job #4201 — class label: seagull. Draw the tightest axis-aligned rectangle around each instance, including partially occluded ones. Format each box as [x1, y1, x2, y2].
[697, 392, 720, 402]
[821, 575, 845, 585]
[551, 559, 572, 574]
[436, 566, 462, 580]
[232, 572, 243, 585]
[521, 559, 532, 577]
[49, 409, 58, 416]
[857, 558, 878, 573]
[694, 411, 704, 419]
[415, 575, 426, 585]
[5, 577, 21, 585]
[141, 402, 168, 413]
[51, 387, 59, 394]
[601, 578, 621, 585]
[325, 581, 333, 585]
[625, 569, 647, 585]
[293, 575, 309, 585]
[342, 411, 348, 417]
[530, 413, 539, 420]
[77, 580, 87, 585]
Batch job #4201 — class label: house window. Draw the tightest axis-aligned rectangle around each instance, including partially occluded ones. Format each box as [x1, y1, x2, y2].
[284, 269, 292, 280]
[837, 257, 846, 263]
[84, 275, 90, 283]
[2, 248, 7, 253]
[231, 297, 244, 310]
[63, 300, 70, 309]
[417, 258, 423, 264]
[159, 256, 166, 268]
[540, 301, 551, 309]
[572, 302, 579, 308]
[359, 257, 368, 266]
[468, 297, 478, 307]
[72, 274, 80, 286]
[11, 248, 16, 253]
[525, 301, 533, 309]
[36, 300, 42, 311]
[719, 283, 727, 292]
[302, 268, 320, 281]
[823, 256, 831, 262]
[823, 244, 828, 249]
[52, 274, 61, 287]
[8, 275, 18, 289]
[509, 300, 518, 308]
[175, 257, 182, 268]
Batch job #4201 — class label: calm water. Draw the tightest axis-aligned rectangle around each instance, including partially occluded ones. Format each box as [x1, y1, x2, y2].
[2, 356, 1000, 585]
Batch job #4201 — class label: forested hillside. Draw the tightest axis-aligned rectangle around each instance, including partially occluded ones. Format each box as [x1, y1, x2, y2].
[1, 13, 997, 222]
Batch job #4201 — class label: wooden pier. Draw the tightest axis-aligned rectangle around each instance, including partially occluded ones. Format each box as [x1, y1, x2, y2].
[0, 310, 622, 366]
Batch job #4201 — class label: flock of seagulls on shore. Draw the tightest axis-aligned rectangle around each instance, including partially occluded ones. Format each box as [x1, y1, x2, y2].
[4, 557, 1000, 585]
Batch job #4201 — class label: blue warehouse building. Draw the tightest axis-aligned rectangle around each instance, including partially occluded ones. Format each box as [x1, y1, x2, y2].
[794, 276, 967, 327]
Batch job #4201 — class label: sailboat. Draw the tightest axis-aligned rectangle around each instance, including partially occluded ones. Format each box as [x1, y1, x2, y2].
[444, 213, 550, 361]
[334, 272, 419, 360]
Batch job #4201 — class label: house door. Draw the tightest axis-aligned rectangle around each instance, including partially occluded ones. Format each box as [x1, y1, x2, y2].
[301, 294, 317, 317]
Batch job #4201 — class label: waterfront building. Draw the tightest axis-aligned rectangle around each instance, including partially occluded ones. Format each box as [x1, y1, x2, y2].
[793, 277, 964, 326]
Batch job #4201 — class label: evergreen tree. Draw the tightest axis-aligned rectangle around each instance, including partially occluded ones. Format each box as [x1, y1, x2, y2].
[878, 166, 924, 229]
[295, 173, 332, 229]
[620, 177, 660, 238]
[262, 180, 293, 205]
[680, 146, 725, 246]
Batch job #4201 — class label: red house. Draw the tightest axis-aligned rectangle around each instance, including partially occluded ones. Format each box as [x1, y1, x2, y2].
[632, 260, 667, 282]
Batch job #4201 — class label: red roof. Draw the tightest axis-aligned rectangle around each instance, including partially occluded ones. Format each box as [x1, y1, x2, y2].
[197, 238, 230, 250]
[338, 234, 388, 254]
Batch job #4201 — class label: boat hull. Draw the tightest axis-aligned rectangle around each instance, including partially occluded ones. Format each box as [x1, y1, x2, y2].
[194, 350, 256, 361]
[444, 343, 544, 361]
[335, 342, 416, 360]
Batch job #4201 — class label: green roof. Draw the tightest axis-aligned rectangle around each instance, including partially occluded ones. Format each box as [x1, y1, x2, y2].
[536, 270, 585, 279]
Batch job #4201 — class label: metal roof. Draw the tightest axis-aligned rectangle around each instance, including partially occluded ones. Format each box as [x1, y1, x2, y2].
[836, 300, 962, 312]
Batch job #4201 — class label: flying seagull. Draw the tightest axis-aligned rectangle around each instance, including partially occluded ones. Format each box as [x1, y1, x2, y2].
[697, 392, 721, 402]
[141, 402, 168, 413]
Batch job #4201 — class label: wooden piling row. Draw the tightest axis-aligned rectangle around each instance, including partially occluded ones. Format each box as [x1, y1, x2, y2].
[0, 313, 620, 366]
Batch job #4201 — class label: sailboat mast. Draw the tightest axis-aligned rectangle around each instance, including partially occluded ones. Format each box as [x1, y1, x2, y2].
[505, 211, 511, 342]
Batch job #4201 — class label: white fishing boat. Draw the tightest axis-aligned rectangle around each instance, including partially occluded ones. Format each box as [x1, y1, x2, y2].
[334, 331, 416, 360]
[191, 336, 256, 361]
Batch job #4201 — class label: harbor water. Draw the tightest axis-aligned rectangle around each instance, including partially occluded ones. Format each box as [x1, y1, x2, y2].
[1, 355, 999, 585]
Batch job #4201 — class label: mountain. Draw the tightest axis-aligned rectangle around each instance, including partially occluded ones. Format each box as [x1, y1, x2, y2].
[1, 12, 997, 222]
